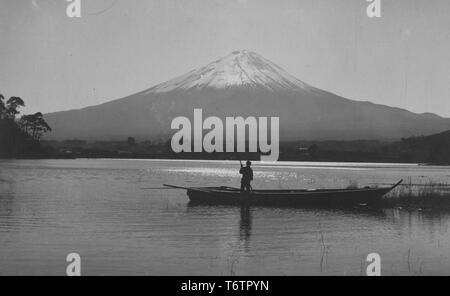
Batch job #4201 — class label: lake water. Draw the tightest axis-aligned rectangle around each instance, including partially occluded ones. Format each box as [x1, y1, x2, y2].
[0, 159, 449, 275]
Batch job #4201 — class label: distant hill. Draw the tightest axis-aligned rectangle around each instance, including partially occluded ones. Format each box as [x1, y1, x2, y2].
[44, 50, 450, 141]
[393, 130, 450, 164]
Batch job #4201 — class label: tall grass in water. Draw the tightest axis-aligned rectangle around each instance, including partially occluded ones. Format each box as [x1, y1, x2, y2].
[385, 179, 450, 207]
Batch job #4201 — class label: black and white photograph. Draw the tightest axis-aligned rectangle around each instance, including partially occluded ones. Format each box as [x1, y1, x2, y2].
[1, 0, 450, 278]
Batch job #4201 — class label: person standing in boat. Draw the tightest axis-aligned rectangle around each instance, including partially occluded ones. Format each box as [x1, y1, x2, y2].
[240, 160, 254, 193]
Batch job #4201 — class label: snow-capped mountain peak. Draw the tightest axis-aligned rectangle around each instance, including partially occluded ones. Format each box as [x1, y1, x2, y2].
[45, 50, 450, 142]
[146, 50, 313, 93]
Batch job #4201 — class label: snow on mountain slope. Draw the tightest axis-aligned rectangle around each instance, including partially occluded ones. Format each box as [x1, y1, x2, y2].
[145, 50, 314, 93]
[43, 50, 450, 141]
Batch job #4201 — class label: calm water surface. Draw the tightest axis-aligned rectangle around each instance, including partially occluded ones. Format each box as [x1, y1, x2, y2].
[0, 159, 450, 275]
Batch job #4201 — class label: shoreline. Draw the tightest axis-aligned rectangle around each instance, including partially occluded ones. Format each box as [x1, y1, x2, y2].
[2, 156, 449, 166]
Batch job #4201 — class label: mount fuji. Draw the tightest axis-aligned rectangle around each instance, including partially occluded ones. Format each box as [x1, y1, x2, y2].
[45, 50, 450, 141]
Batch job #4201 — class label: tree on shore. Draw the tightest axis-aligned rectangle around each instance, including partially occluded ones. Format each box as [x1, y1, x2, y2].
[0, 93, 52, 158]
[19, 112, 52, 141]
[0, 94, 6, 119]
[5, 97, 25, 119]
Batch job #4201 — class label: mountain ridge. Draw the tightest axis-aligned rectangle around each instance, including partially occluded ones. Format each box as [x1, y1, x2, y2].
[44, 50, 450, 141]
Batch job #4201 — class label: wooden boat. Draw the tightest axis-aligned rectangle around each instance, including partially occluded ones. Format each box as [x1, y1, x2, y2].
[164, 180, 403, 207]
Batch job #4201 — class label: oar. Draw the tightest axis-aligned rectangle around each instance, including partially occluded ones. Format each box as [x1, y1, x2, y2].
[140, 187, 179, 190]
[140, 184, 191, 190]
[163, 184, 191, 190]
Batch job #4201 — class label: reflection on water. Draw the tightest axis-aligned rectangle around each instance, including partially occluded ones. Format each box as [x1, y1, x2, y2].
[239, 206, 252, 249]
[0, 159, 450, 275]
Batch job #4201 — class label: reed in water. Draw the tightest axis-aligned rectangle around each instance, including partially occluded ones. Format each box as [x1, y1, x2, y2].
[383, 179, 450, 208]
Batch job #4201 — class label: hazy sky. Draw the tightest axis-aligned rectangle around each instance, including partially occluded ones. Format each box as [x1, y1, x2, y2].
[1, 0, 450, 116]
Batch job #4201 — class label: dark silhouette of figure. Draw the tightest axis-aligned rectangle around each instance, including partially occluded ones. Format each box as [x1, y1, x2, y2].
[239, 160, 253, 193]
